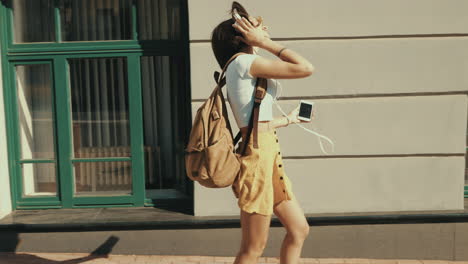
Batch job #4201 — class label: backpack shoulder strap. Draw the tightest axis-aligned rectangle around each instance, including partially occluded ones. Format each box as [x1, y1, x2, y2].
[251, 77, 268, 149]
[240, 77, 268, 155]
[211, 52, 267, 155]
[214, 52, 247, 86]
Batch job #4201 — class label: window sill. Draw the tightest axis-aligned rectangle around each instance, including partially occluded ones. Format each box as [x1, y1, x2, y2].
[0, 198, 467, 232]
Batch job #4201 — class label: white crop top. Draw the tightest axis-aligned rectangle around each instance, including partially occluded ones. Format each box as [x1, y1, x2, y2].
[225, 54, 281, 128]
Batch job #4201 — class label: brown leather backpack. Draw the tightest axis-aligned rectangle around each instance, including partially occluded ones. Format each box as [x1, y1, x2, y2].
[184, 52, 268, 188]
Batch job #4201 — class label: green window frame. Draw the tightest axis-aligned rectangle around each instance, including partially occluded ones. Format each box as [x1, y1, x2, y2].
[0, 0, 192, 210]
[465, 146, 467, 198]
[465, 122, 467, 198]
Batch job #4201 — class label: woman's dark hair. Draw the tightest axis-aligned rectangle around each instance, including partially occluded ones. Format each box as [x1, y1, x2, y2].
[211, 1, 250, 69]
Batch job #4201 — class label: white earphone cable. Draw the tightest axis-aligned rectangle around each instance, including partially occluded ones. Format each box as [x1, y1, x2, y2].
[273, 79, 335, 155]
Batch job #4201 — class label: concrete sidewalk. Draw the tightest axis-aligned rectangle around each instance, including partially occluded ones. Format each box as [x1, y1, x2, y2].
[1, 253, 468, 264]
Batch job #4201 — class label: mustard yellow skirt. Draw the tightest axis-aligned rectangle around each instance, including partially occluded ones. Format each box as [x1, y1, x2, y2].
[231, 129, 296, 216]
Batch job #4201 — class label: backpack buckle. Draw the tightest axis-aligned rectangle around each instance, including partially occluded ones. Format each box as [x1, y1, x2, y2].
[254, 89, 266, 103]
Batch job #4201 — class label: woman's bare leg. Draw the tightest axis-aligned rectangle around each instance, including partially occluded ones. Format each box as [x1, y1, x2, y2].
[273, 198, 310, 264]
[233, 209, 272, 264]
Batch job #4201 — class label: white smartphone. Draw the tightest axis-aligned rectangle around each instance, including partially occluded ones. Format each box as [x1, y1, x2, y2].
[233, 8, 242, 21]
[298, 100, 314, 121]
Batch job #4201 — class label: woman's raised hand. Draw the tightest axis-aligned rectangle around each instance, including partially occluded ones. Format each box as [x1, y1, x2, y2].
[232, 16, 269, 48]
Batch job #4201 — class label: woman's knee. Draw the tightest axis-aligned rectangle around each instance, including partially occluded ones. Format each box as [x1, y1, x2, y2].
[240, 243, 266, 258]
[288, 224, 310, 242]
[241, 234, 268, 257]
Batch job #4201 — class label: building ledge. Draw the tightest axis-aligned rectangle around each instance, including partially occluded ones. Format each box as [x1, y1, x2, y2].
[1, 199, 467, 232]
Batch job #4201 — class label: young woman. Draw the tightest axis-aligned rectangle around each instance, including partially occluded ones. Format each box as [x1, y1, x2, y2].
[211, 2, 315, 263]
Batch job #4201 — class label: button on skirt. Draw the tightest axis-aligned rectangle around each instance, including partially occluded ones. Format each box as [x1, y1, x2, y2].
[231, 129, 296, 216]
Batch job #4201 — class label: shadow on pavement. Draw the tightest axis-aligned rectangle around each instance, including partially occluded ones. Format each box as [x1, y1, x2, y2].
[0, 232, 120, 263]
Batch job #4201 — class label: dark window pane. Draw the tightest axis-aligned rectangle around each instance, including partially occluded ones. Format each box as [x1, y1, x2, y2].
[12, 0, 55, 43]
[69, 57, 131, 158]
[137, 0, 181, 40]
[141, 56, 187, 193]
[60, 0, 132, 41]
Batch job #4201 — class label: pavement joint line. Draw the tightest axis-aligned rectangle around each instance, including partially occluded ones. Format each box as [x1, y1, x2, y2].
[0, 253, 467, 264]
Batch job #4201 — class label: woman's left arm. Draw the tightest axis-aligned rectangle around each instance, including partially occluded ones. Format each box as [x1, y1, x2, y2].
[268, 116, 291, 130]
[267, 105, 314, 130]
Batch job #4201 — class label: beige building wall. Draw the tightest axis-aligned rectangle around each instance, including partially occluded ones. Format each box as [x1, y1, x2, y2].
[188, 0, 468, 216]
[0, 40, 12, 219]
